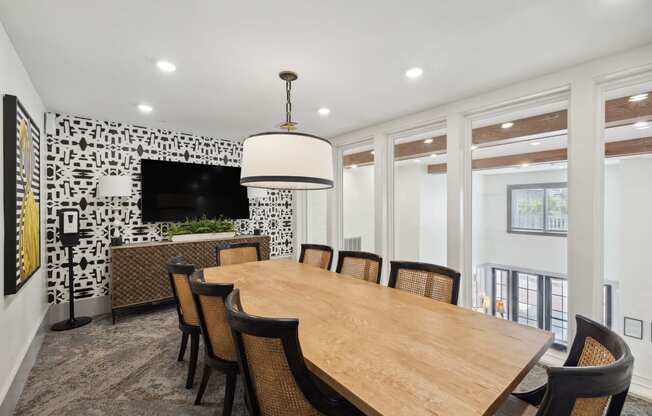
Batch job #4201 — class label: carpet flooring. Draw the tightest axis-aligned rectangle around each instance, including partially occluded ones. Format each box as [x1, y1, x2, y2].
[13, 306, 652, 415]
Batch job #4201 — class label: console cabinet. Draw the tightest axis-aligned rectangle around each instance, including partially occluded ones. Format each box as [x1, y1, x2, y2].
[110, 235, 270, 321]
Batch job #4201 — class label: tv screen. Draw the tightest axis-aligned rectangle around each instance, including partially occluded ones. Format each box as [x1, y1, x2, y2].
[141, 160, 250, 222]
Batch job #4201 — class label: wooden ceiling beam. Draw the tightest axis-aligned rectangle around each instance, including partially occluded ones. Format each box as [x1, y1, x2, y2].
[427, 136, 652, 174]
[343, 151, 374, 168]
[472, 110, 567, 145]
[394, 135, 446, 160]
[605, 90, 652, 126]
[471, 148, 567, 171]
[344, 92, 652, 167]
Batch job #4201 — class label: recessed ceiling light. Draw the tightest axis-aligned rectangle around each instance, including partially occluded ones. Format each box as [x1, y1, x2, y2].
[370, 151, 375, 155]
[501, 122, 514, 129]
[430, 154, 437, 158]
[471, 145, 479, 150]
[634, 121, 651, 130]
[530, 141, 541, 146]
[138, 104, 153, 113]
[424, 138, 433, 144]
[350, 164, 358, 169]
[317, 107, 331, 116]
[521, 163, 530, 168]
[629, 93, 648, 103]
[156, 60, 176, 73]
[405, 67, 423, 79]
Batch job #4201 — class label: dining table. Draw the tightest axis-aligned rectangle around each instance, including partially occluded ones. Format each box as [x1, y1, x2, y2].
[202, 259, 554, 416]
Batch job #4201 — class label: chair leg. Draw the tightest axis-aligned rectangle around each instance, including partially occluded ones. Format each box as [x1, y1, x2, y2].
[186, 332, 199, 389]
[223, 372, 236, 416]
[178, 332, 189, 362]
[194, 364, 212, 405]
[606, 388, 629, 416]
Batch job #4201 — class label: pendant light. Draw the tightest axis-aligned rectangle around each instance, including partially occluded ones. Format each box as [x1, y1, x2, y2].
[240, 71, 334, 190]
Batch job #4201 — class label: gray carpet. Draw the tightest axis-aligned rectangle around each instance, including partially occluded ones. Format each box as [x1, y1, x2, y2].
[13, 307, 652, 415]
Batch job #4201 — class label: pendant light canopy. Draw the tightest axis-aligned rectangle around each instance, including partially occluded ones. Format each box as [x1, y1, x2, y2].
[240, 71, 334, 190]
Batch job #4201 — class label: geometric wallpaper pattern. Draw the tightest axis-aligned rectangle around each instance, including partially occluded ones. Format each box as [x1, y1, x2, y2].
[45, 113, 294, 304]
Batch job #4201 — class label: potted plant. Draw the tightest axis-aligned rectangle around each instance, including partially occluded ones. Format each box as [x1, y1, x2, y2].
[166, 216, 237, 242]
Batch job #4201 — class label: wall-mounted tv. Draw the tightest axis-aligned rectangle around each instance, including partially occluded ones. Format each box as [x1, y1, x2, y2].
[141, 159, 250, 222]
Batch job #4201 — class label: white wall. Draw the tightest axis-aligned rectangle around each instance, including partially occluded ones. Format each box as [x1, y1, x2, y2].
[473, 169, 568, 275]
[343, 165, 375, 252]
[394, 164, 422, 260]
[605, 157, 652, 383]
[0, 21, 48, 406]
[418, 171, 447, 265]
[391, 163, 448, 264]
[306, 190, 328, 245]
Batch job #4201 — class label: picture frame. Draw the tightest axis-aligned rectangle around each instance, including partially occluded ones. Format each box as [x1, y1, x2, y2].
[3, 94, 41, 295]
[623, 317, 643, 340]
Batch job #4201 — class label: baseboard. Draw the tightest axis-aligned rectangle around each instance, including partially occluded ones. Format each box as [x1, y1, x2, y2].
[0, 306, 49, 416]
[47, 295, 110, 324]
[630, 374, 652, 401]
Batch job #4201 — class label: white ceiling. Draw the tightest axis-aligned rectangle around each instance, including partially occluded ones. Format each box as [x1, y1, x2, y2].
[1, 0, 652, 140]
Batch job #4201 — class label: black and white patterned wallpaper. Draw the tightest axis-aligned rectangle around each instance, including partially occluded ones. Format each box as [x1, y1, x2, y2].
[45, 113, 294, 304]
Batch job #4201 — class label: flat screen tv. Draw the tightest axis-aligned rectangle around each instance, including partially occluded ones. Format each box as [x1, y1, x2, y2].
[140, 159, 250, 222]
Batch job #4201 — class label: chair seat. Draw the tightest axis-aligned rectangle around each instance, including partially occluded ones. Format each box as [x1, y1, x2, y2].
[495, 395, 538, 416]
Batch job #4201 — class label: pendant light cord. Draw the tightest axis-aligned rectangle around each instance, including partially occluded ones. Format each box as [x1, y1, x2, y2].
[285, 79, 293, 130]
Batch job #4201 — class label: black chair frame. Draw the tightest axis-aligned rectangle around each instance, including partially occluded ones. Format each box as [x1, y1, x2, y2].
[215, 242, 262, 266]
[335, 250, 383, 284]
[513, 315, 633, 416]
[387, 261, 461, 305]
[189, 272, 239, 413]
[225, 290, 364, 416]
[299, 244, 334, 270]
[167, 259, 201, 389]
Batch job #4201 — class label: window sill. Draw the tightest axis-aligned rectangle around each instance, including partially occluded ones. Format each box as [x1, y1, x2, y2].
[507, 229, 567, 237]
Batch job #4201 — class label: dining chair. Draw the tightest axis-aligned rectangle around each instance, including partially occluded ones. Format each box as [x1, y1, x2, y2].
[495, 315, 633, 416]
[167, 257, 201, 389]
[335, 251, 382, 284]
[216, 242, 261, 266]
[225, 289, 365, 416]
[299, 244, 334, 270]
[188, 271, 239, 414]
[388, 261, 461, 305]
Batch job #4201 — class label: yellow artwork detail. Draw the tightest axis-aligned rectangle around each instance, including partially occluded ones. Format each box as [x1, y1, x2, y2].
[18, 119, 40, 281]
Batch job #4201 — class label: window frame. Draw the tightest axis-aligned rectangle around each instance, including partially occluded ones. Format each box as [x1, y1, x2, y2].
[507, 182, 568, 237]
[488, 264, 613, 351]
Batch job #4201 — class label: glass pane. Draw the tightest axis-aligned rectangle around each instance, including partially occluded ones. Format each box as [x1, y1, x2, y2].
[493, 268, 510, 319]
[603, 85, 652, 366]
[342, 143, 375, 252]
[511, 188, 544, 230]
[545, 188, 568, 232]
[548, 277, 568, 344]
[393, 128, 447, 265]
[472, 101, 569, 340]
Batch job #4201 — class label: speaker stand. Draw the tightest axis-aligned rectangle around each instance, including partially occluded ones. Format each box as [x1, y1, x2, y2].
[51, 246, 92, 331]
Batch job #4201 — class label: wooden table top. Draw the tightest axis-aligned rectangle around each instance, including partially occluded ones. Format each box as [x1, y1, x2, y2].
[203, 260, 553, 416]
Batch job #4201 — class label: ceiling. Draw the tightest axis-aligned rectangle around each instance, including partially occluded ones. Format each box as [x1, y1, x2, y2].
[1, 1, 652, 140]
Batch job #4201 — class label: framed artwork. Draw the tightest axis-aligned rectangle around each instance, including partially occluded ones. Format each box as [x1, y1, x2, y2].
[623, 317, 643, 340]
[3, 95, 41, 295]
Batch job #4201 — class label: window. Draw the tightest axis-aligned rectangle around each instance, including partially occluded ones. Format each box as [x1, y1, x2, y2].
[508, 183, 567, 235]
[603, 284, 612, 329]
[487, 265, 612, 350]
[492, 268, 510, 320]
[545, 277, 568, 344]
[392, 128, 447, 265]
[516, 272, 542, 329]
[342, 143, 375, 252]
